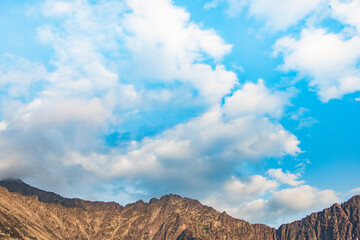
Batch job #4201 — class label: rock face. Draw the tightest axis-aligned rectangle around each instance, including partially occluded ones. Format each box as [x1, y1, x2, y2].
[0, 179, 359, 240]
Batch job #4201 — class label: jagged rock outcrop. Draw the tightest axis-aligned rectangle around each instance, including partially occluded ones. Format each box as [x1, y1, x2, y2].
[0, 179, 359, 240]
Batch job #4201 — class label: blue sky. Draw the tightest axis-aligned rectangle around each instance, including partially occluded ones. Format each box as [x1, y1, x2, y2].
[0, 0, 360, 227]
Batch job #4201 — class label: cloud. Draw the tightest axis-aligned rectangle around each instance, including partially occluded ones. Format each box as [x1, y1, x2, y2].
[204, 175, 278, 208]
[274, 28, 360, 102]
[330, 0, 360, 32]
[123, 0, 235, 103]
[224, 79, 293, 118]
[289, 107, 318, 129]
[267, 168, 304, 186]
[269, 185, 337, 212]
[225, 175, 278, 200]
[235, 185, 339, 226]
[205, 0, 325, 31]
[0, 54, 47, 99]
[204, 170, 339, 227]
[125, 0, 232, 60]
[349, 187, 360, 196]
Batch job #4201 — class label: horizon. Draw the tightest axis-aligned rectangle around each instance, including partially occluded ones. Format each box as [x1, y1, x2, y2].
[0, 0, 360, 228]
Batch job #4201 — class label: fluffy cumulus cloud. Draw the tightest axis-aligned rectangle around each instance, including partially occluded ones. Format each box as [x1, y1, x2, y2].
[205, 0, 325, 30]
[234, 185, 339, 227]
[330, 0, 360, 32]
[270, 0, 360, 102]
[267, 168, 303, 186]
[223, 79, 293, 118]
[122, 0, 235, 104]
[350, 187, 360, 196]
[274, 28, 360, 102]
[204, 175, 278, 208]
[203, 169, 339, 227]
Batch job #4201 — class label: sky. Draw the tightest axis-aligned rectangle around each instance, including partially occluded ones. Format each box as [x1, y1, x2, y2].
[0, 0, 360, 227]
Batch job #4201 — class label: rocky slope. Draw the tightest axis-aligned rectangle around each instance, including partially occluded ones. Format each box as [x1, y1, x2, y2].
[0, 179, 358, 240]
[277, 195, 360, 240]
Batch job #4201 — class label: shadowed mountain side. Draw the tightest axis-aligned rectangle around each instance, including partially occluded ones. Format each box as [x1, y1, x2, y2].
[0, 179, 359, 240]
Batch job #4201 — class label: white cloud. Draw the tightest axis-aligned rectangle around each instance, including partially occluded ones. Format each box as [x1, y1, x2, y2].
[225, 175, 278, 200]
[247, 0, 325, 30]
[0, 54, 47, 98]
[269, 185, 338, 213]
[224, 79, 293, 118]
[349, 187, 360, 196]
[205, 0, 325, 30]
[202, 169, 338, 227]
[232, 185, 339, 226]
[17, 97, 108, 128]
[330, 0, 360, 32]
[37, 1, 124, 97]
[274, 28, 360, 102]
[125, 0, 232, 60]
[42, 1, 74, 16]
[204, 175, 278, 208]
[123, 0, 235, 103]
[267, 168, 304, 186]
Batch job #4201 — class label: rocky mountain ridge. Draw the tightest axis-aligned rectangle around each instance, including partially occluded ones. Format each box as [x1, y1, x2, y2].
[0, 179, 359, 240]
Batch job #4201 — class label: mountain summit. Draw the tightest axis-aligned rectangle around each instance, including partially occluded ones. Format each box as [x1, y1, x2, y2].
[0, 179, 359, 240]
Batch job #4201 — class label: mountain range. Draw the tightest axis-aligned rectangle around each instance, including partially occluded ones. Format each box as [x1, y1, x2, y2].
[0, 178, 359, 240]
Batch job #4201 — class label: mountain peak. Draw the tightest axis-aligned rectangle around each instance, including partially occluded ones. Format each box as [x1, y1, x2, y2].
[0, 178, 78, 208]
[159, 193, 185, 202]
[0, 180, 359, 239]
[1, 178, 24, 183]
